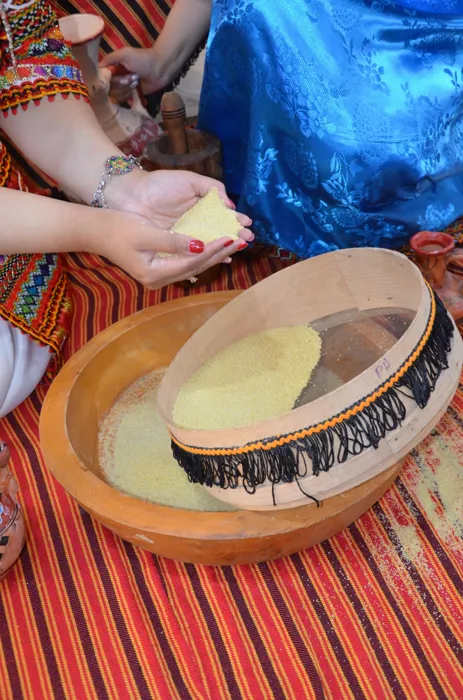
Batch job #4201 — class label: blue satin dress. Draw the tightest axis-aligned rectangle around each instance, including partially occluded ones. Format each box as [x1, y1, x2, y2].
[198, 0, 463, 257]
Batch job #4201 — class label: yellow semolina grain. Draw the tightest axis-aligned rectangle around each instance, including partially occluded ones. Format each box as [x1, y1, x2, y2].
[158, 187, 242, 258]
[173, 325, 322, 431]
[98, 369, 234, 511]
[414, 436, 463, 541]
[395, 524, 424, 564]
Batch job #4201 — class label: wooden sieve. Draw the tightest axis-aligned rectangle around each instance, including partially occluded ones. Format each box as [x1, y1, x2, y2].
[157, 248, 462, 510]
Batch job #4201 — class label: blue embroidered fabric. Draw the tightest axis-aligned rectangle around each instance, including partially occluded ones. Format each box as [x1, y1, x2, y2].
[198, 0, 463, 257]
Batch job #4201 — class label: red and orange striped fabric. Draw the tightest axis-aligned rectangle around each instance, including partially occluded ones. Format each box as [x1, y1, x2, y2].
[1, 252, 462, 699]
[53, 0, 174, 54]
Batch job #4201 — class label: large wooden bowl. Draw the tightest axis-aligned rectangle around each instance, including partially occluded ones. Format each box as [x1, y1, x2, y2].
[40, 293, 404, 566]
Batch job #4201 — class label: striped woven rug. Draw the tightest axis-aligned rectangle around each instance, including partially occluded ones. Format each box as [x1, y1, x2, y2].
[0, 252, 462, 699]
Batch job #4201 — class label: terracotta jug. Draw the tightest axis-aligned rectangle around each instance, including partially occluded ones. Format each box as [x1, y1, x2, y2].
[410, 231, 463, 324]
[59, 13, 160, 158]
[0, 442, 25, 581]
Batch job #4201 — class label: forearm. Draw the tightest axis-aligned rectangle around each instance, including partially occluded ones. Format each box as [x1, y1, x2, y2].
[153, 0, 211, 83]
[0, 188, 109, 255]
[0, 98, 137, 206]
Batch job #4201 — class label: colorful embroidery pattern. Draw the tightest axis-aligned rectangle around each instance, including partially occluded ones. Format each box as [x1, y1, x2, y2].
[0, 143, 12, 187]
[0, 0, 89, 115]
[7, 0, 56, 53]
[0, 75, 87, 114]
[0, 253, 72, 357]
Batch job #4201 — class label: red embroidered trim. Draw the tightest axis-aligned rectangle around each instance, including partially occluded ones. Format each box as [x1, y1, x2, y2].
[0, 80, 89, 116]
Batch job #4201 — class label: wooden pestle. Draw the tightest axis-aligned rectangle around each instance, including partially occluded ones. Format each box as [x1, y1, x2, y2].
[161, 91, 190, 155]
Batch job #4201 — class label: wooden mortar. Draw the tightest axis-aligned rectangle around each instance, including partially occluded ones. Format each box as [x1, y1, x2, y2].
[142, 92, 223, 289]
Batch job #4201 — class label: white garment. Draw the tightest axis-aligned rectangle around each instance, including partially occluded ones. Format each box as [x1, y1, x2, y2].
[0, 318, 50, 418]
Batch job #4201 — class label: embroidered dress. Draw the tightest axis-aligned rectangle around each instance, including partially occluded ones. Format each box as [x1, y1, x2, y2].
[198, 0, 463, 258]
[0, 0, 88, 371]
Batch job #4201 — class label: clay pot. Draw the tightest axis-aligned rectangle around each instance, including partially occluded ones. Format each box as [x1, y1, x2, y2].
[0, 443, 26, 581]
[58, 14, 160, 157]
[410, 231, 463, 324]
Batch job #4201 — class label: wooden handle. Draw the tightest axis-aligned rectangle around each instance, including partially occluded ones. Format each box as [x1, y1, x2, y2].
[161, 91, 189, 155]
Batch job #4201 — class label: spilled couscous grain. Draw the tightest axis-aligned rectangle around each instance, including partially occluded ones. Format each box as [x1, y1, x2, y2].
[98, 369, 234, 511]
[173, 325, 322, 430]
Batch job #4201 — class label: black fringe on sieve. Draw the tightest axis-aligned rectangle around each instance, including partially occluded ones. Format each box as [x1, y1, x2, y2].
[171, 291, 454, 504]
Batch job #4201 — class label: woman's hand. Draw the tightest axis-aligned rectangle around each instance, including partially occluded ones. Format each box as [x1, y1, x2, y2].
[106, 168, 253, 239]
[93, 209, 246, 289]
[99, 169, 253, 287]
[100, 48, 165, 102]
[100, 0, 212, 103]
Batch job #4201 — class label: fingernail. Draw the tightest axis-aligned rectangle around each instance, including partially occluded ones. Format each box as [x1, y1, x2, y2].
[237, 241, 248, 251]
[223, 239, 235, 247]
[228, 199, 236, 210]
[189, 239, 205, 254]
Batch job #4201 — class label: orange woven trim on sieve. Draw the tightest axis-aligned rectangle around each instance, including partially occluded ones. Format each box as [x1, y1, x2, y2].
[170, 282, 437, 457]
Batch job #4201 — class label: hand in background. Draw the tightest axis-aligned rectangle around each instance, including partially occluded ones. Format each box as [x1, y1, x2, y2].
[100, 48, 165, 102]
[100, 0, 211, 103]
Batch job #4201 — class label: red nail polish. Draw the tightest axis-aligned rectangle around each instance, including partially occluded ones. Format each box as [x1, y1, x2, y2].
[223, 239, 235, 247]
[237, 241, 248, 251]
[189, 239, 205, 254]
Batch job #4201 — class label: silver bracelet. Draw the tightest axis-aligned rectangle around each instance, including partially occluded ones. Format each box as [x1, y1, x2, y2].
[91, 155, 142, 209]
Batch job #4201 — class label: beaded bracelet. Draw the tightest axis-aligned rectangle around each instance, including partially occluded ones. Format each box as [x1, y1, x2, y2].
[91, 155, 142, 209]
